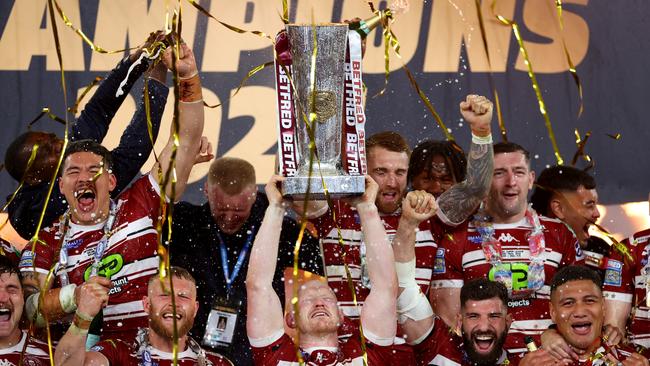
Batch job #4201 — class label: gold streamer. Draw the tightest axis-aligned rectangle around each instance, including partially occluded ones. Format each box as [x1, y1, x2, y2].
[570, 128, 593, 169]
[491, 0, 564, 165]
[67, 76, 104, 114]
[607, 133, 621, 140]
[281, 0, 289, 24]
[27, 108, 66, 129]
[185, 0, 272, 42]
[203, 61, 274, 108]
[402, 64, 455, 141]
[588, 223, 634, 264]
[51, 0, 132, 54]
[474, 0, 507, 142]
[555, 0, 584, 118]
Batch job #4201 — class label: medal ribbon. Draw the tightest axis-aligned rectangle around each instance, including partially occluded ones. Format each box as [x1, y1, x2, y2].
[216, 227, 256, 294]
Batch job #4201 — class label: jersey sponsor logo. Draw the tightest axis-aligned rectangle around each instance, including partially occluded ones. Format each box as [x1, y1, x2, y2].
[604, 259, 623, 287]
[468, 235, 482, 244]
[83, 254, 124, 281]
[507, 299, 530, 308]
[90, 345, 104, 352]
[65, 238, 83, 250]
[434, 248, 446, 274]
[488, 262, 529, 291]
[108, 277, 129, 295]
[18, 251, 35, 268]
[497, 233, 520, 243]
[574, 241, 584, 259]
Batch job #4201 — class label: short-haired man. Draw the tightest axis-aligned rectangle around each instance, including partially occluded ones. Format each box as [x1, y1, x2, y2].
[0, 255, 50, 364]
[409, 139, 467, 198]
[300, 95, 495, 331]
[530, 166, 634, 339]
[170, 157, 322, 365]
[54, 266, 232, 365]
[520, 265, 648, 366]
[432, 142, 583, 355]
[5, 31, 168, 241]
[247, 175, 398, 364]
[18, 42, 206, 342]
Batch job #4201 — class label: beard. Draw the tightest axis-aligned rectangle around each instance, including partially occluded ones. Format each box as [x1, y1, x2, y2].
[149, 311, 193, 339]
[461, 328, 508, 366]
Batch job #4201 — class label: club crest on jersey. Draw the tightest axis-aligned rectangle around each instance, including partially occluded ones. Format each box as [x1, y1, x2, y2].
[603, 260, 623, 287]
[496, 233, 519, 243]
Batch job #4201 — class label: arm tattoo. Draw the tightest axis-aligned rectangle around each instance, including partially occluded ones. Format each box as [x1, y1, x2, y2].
[438, 142, 493, 225]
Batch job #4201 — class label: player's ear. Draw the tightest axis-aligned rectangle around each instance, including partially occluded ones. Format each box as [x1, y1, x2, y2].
[285, 311, 297, 329]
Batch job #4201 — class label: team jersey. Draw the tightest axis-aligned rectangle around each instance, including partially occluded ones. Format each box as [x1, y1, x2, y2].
[627, 228, 650, 349]
[19, 174, 162, 340]
[314, 200, 442, 319]
[250, 329, 398, 365]
[91, 338, 232, 365]
[414, 317, 515, 366]
[0, 331, 51, 365]
[431, 215, 582, 354]
[583, 237, 635, 305]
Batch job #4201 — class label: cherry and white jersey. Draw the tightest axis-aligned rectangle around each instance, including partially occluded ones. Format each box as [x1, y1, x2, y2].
[0, 331, 51, 365]
[250, 329, 399, 365]
[627, 228, 650, 349]
[414, 318, 516, 366]
[90, 338, 232, 365]
[583, 237, 635, 305]
[314, 200, 442, 319]
[431, 216, 582, 354]
[19, 174, 162, 340]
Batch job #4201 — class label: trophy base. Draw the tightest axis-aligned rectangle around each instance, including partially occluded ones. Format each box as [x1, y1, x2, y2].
[282, 175, 365, 200]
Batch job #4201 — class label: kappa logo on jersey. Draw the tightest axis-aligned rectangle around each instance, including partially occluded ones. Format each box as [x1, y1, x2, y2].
[434, 248, 446, 274]
[497, 233, 520, 243]
[488, 263, 529, 291]
[83, 253, 124, 281]
[604, 259, 623, 287]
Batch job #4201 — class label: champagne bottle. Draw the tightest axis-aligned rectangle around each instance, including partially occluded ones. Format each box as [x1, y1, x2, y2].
[347, 10, 393, 39]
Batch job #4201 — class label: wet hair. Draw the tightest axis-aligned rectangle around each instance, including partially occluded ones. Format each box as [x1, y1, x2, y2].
[62, 139, 113, 174]
[5, 131, 58, 182]
[460, 278, 508, 310]
[366, 131, 411, 157]
[530, 165, 597, 216]
[148, 266, 196, 287]
[207, 157, 256, 195]
[493, 142, 530, 164]
[550, 265, 602, 295]
[0, 255, 21, 283]
[408, 139, 467, 184]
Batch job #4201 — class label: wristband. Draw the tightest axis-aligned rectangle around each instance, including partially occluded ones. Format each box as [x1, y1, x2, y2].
[59, 284, 78, 313]
[395, 259, 416, 288]
[471, 132, 493, 145]
[69, 323, 89, 336]
[75, 309, 94, 322]
[179, 70, 199, 80]
[25, 293, 47, 327]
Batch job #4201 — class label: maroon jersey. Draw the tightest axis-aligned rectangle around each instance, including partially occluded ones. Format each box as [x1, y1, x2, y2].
[414, 318, 515, 366]
[250, 329, 399, 365]
[431, 216, 582, 354]
[0, 331, 51, 365]
[314, 200, 443, 319]
[90, 338, 232, 365]
[19, 175, 162, 340]
[627, 229, 650, 349]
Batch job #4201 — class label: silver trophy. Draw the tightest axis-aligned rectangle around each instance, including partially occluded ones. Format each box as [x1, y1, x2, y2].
[281, 24, 365, 199]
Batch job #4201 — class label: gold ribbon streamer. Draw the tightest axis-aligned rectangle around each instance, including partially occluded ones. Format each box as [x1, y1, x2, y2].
[27, 108, 67, 129]
[571, 128, 593, 169]
[203, 61, 274, 108]
[607, 133, 621, 140]
[67, 76, 104, 114]
[555, 0, 584, 118]
[402, 64, 455, 141]
[51, 0, 132, 54]
[185, 0, 272, 42]
[474, 0, 507, 142]
[588, 223, 634, 264]
[281, 0, 289, 24]
[491, 1, 564, 165]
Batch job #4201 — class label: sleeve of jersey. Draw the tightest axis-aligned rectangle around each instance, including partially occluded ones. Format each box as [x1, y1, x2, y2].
[602, 251, 634, 304]
[559, 224, 583, 266]
[126, 174, 164, 216]
[90, 339, 129, 365]
[18, 232, 55, 276]
[430, 226, 466, 289]
[250, 331, 294, 365]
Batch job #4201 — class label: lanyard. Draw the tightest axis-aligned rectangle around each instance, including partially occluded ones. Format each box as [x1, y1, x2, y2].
[217, 226, 255, 293]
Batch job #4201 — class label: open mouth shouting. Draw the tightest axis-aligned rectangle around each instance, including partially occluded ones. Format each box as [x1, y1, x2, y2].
[471, 331, 497, 353]
[0, 307, 12, 322]
[73, 184, 97, 213]
[570, 321, 592, 336]
[161, 309, 184, 322]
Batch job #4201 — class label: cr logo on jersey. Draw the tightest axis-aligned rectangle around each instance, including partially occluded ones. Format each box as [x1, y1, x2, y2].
[488, 263, 529, 290]
[496, 233, 520, 243]
[84, 253, 124, 280]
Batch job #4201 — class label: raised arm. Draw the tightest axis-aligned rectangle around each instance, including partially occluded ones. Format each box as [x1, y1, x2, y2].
[352, 176, 397, 341]
[392, 190, 437, 344]
[437, 95, 494, 225]
[54, 277, 110, 366]
[246, 175, 287, 340]
[149, 42, 203, 199]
